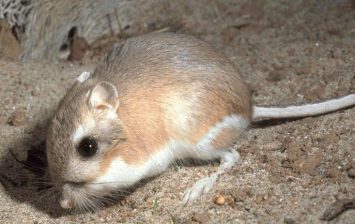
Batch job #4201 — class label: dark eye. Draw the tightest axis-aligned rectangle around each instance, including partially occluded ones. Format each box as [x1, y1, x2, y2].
[77, 136, 98, 158]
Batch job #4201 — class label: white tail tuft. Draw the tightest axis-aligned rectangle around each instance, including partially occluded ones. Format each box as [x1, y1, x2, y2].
[252, 94, 355, 121]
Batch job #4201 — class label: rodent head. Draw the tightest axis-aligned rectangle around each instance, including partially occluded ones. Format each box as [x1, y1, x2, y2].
[46, 73, 126, 211]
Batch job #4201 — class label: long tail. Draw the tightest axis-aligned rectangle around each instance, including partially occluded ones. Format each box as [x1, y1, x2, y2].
[252, 94, 355, 120]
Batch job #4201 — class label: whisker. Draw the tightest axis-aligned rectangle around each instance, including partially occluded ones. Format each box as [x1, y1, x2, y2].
[37, 193, 52, 201]
[90, 181, 132, 185]
[86, 195, 100, 212]
[21, 188, 57, 205]
[76, 193, 87, 213]
[86, 191, 112, 207]
[9, 150, 47, 171]
[90, 196, 104, 210]
[94, 194, 116, 206]
[0, 173, 53, 186]
[106, 190, 129, 198]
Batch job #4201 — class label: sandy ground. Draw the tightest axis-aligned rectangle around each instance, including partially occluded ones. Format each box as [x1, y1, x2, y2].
[0, 0, 354, 223]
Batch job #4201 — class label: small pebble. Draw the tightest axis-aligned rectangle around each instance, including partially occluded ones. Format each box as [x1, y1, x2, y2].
[255, 194, 264, 204]
[214, 195, 226, 205]
[8, 109, 27, 126]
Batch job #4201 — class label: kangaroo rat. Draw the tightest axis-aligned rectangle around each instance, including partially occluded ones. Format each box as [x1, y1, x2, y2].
[46, 32, 355, 210]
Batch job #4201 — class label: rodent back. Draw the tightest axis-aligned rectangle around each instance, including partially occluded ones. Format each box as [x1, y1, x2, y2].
[93, 32, 252, 119]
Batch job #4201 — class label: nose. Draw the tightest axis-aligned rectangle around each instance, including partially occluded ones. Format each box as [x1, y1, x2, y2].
[60, 197, 74, 209]
[60, 181, 85, 209]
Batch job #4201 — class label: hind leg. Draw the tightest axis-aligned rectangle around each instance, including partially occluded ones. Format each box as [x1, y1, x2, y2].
[182, 114, 248, 204]
[182, 149, 239, 204]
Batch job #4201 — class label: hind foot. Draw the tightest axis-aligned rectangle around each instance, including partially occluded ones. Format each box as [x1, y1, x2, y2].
[182, 149, 239, 204]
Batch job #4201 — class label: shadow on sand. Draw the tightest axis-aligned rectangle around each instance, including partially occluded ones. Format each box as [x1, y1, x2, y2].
[0, 121, 138, 218]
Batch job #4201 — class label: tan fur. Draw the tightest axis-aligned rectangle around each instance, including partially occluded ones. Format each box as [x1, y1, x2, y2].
[46, 33, 252, 203]
[99, 79, 249, 168]
[93, 33, 252, 172]
[211, 127, 239, 150]
[100, 87, 170, 167]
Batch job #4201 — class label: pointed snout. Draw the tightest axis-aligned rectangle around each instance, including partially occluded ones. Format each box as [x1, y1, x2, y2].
[59, 182, 83, 210]
[60, 197, 74, 209]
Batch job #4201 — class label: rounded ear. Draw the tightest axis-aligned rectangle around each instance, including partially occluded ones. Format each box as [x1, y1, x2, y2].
[89, 81, 119, 111]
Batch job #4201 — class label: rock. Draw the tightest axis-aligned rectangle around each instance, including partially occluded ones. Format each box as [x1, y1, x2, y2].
[8, 109, 27, 126]
[214, 195, 226, 205]
[0, 19, 21, 60]
[255, 194, 264, 204]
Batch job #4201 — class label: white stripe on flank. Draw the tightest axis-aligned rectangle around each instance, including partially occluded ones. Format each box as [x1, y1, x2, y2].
[94, 114, 249, 191]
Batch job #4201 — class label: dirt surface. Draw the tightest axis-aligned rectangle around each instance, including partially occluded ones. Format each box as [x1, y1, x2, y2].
[0, 0, 354, 223]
